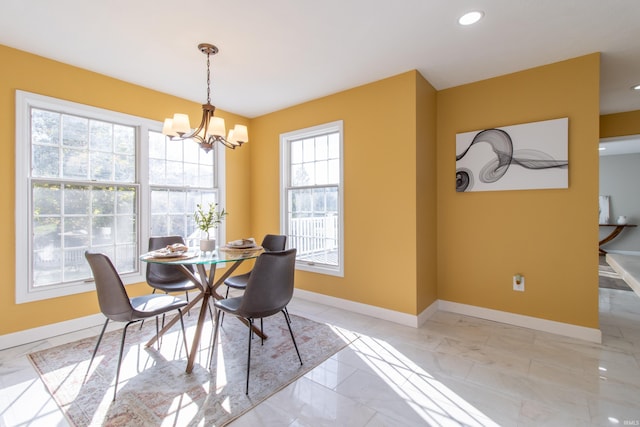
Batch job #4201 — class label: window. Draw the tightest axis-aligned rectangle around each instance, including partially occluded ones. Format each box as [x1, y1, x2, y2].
[148, 130, 223, 246]
[15, 91, 224, 303]
[280, 121, 344, 276]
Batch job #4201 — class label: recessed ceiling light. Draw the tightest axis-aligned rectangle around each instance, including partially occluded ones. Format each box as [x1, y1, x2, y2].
[633, 83, 640, 91]
[599, 146, 606, 151]
[458, 11, 484, 26]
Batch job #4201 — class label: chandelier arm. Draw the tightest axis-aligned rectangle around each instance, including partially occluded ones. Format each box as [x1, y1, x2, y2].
[180, 104, 215, 142]
[208, 135, 234, 147]
[218, 138, 237, 149]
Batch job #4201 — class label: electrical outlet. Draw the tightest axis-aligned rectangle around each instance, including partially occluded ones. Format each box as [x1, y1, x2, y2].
[513, 275, 525, 292]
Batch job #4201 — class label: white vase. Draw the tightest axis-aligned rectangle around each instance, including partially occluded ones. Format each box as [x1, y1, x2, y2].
[617, 216, 628, 225]
[199, 239, 216, 252]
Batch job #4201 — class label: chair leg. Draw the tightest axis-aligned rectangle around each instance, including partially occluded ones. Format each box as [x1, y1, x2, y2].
[208, 309, 222, 369]
[283, 310, 303, 366]
[284, 306, 291, 324]
[246, 318, 253, 394]
[155, 316, 162, 349]
[86, 318, 109, 379]
[184, 291, 191, 316]
[177, 308, 189, 359]
[220, 287, 230, 326]
[140, 289, 159, 330]
[260, 318, 264, 345]
[113, 321, 135, 401]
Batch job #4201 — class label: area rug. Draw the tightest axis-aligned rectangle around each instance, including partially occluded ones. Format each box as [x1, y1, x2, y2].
[599, 256, 633, 291]
[28, 311, 356, 426]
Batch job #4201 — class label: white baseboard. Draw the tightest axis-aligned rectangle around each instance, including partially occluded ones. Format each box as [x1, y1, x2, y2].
[293, 289, 601, 343]
[438, 300, 602, 343]
[0, 290, 202, 351]
[0, 313, 106, 350]
[293, 288, 432, 327]
[417, 300, 439, 326]
[2, 290, 601, 350]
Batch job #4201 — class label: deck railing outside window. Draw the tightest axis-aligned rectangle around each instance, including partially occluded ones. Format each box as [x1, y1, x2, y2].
[289, 214, 338, 265]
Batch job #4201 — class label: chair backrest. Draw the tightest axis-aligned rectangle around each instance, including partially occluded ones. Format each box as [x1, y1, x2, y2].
[85, 252, 134, 322]
[237, 248, 297, 318]
[147, 235, 193, 285]
[261, 234, 287, 252]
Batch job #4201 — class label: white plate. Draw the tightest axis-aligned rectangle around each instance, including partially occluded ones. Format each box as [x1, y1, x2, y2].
[227, 244, 257, 249]
[150, 250, 186, 258]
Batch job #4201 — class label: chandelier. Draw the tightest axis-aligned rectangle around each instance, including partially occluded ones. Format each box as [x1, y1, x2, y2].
[162, 43, 248, 152]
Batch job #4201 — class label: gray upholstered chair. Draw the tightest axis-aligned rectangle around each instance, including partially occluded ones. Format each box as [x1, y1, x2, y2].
[222, 234, 288, 326]
[223, 234, 287, 297]
[147, 235, 198, 299]
[84, 252, 189, 401]
[210, 248, 302, 394]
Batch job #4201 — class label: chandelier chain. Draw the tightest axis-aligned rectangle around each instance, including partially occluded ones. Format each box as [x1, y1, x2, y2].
[206, 52, 211, 104]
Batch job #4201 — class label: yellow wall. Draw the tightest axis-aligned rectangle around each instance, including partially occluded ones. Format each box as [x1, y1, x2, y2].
[1, 43, 603, 335]
[0, 44, 251, 334]
[250, 71, 437, 315]
[600, 109, 640, 138]
[436, 54, 601, 328]
[415, 74, 439, 311]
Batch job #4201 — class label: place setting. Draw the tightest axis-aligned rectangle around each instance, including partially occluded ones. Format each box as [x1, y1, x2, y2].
[219, 238, 263, 255]
[141, 243, 198, 261]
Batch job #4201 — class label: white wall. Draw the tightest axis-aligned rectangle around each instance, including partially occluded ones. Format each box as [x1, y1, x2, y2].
[599, 153, 640, 254]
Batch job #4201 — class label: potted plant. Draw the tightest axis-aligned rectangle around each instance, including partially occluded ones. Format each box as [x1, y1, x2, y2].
[194, 202, 227, 252]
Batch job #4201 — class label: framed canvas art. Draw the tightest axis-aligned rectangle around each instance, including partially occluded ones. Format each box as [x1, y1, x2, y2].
[456, 117, 568, 192]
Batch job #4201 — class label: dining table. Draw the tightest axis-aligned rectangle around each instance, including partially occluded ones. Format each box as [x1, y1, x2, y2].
[140, 246, 263, 373]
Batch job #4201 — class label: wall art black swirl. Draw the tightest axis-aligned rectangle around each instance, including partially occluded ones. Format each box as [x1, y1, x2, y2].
[455, 118, 568, 192]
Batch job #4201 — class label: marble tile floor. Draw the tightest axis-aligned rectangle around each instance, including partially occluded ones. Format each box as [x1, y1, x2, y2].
[1, 287, 640, 426]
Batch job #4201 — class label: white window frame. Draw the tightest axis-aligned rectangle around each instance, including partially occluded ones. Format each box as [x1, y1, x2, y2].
[15, 90, 225, 303]
[280, 120, 344, 277]
[147, 129, 226, 248]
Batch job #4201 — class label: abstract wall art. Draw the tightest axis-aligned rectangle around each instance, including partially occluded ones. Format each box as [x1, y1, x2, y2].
[455, 117, 569, 192]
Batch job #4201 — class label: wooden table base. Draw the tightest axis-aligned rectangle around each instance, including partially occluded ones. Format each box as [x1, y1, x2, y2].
[145, 259, 267, 373]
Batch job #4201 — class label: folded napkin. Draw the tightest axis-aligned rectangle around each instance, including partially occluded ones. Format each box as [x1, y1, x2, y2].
[166, 243, 188, 253]
[150, 243, 188, 256]
[227, 238, 256, 248]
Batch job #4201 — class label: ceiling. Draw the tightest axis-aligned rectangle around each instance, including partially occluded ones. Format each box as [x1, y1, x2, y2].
[1, 0, 639, 119]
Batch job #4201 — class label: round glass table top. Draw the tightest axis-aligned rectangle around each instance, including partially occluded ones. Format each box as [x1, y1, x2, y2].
[140, 247, 263, 265]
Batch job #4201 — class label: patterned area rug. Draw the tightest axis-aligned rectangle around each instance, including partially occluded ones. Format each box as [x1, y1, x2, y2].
[599, 256, 632, 291]
[28, 310, 355, 426]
